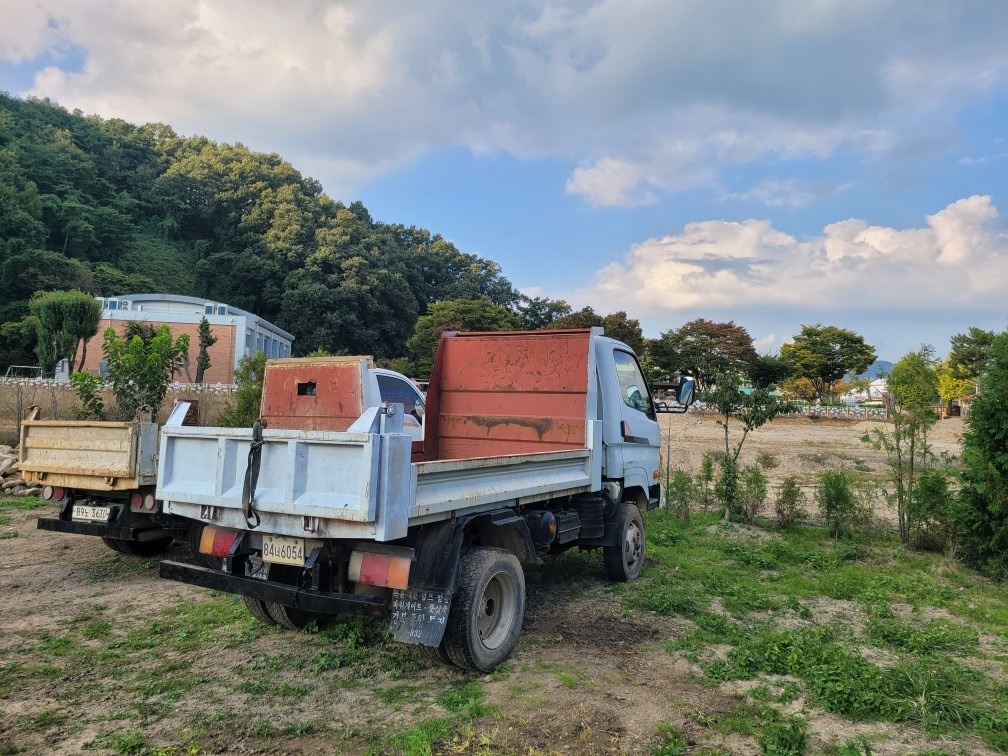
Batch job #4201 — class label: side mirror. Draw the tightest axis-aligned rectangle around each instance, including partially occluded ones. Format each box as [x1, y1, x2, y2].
[677, 377, 695, 407]
[654, 377, 696, 413]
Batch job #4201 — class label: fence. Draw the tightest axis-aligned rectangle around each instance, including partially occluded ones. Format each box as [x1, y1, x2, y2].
[0, 380, 237, 446]
[692, 401, 890, 422]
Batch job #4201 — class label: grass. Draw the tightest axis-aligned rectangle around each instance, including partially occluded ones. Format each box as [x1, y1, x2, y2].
[5, 489, 1008, 754]
[636, 508, 1008, 750]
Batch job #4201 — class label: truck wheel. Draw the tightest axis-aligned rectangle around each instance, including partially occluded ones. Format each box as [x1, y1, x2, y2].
[101, 537, 126, 554]
[603, 502, 644, 581]
[266, 602, 324, 630]
[444, 547, 525, 672]
[421, 641, 453, 666]
[102, 536, 173, 557]
[242, 597, 277, 625]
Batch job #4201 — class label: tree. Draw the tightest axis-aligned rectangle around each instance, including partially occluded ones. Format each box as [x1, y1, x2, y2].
[935, 357, 974, 416]
[407, 298, 521, 377]
[703, 374, 794, 521]
[102, 325, 190, 420]
[955, 331, 1008, 578]
[514, 294, 571, 330]
[749, 352, 794, 389]
[548, 307, 645, 354]
[195, 316, 218, 383]
[862, 348, 939, 546]
[650, 319, 758, 392]
[29, 289, 102, 373]
[217, 351, 267, 427]
[949, 327, 996, 383]
[780, 324, 876, 404]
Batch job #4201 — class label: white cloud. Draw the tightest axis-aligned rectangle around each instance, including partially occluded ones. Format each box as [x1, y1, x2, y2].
[571, 195, 1008, 319]
[6, 1, 1007, 197]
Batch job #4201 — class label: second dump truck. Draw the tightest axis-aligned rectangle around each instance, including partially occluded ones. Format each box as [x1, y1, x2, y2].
[157, 329, 693, 671]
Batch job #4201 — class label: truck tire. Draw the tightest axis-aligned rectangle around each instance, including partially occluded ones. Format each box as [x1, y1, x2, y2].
[102, 536, 174, 557]
[266, 602, 324, 630]
[242, 597, 277, 625]
[603, 502, 644, 581]
[444, 547, 525, 672]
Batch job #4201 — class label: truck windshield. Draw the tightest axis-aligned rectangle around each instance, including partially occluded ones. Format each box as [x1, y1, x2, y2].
[614, 351, 654, 419]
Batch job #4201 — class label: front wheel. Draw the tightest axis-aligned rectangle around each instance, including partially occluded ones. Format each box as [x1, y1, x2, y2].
[603, 502, 644, 581]
[444, 547, 525, 672]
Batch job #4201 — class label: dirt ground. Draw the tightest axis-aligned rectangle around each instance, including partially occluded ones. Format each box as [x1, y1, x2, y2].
[0, 416, 979, 755]
[661, 411, 966, 522]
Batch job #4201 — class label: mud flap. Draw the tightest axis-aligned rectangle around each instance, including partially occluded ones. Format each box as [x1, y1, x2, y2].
[389, 587, 452, 646]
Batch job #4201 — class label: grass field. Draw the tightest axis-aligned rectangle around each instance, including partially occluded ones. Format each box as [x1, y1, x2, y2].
[2, 491, 1006, 755]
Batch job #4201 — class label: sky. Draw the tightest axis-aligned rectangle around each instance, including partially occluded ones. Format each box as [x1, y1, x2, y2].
[2, 1, 1007, 360]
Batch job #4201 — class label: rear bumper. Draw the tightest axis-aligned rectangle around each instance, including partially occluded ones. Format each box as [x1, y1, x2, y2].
[158, 560, 389, 618]
[36, 516, 171, 541]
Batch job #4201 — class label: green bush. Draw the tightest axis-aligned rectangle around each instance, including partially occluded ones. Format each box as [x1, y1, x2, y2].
[69, 371, 106, 421]
[816, 470, 870, 538]
[217, 352, 267, 427]
[774, 477, 807, 530]
[738, 464, 768, 525]
[665, 469, 694, 521]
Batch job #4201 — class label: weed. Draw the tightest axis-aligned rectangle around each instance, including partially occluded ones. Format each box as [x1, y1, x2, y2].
[654, 721, 689, 755]
[374, 717, 454, 756]
[436, 681, 496, 718]
[758, 713, 807, 755]
[756, 450, 779, 470]
[774, 477, 808, 530]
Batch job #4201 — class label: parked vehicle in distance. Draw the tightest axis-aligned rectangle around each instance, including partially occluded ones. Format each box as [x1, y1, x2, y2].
[21, 356, 425, 557]
[157, 329, 694, 670]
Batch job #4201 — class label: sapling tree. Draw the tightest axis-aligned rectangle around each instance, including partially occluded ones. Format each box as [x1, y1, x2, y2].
[195, 316, 218, 383]
[861, 348, 938, 546]
[102, 325, 190, 420]
[704, 374, 794, 521]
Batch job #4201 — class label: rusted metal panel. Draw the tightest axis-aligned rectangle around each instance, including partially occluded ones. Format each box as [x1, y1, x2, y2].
[425, 330, 591, 461]
[260, 356, 369, 431]
[19, 420, 149, 491]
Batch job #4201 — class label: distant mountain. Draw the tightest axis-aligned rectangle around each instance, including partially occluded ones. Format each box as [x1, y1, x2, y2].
[859, 360, 893, 379]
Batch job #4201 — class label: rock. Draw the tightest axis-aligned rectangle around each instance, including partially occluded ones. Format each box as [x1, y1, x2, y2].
[0, 457, 14, 477]
[0, 445, 12, 456]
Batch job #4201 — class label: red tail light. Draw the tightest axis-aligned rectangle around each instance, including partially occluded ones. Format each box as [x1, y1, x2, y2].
[199, 527, 240, 557]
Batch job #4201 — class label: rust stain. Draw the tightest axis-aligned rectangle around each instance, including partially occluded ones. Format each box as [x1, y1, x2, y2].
[469, 415, 554, 440]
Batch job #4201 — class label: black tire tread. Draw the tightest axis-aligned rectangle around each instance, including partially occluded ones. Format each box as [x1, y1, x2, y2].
[443, 547, 525, 672]
[243, 597, 277, 625]
[603, 502, 644, 581]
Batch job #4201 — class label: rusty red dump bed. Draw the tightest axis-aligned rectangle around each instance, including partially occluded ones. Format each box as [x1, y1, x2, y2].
[423, 330, 591, 461]
[260, 357, 369, 432]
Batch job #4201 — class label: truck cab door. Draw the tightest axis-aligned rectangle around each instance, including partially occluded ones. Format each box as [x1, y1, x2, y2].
[611, 349, 661, 497]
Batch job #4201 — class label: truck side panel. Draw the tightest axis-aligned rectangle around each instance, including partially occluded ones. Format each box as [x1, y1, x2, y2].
[424, 330, 591, 460]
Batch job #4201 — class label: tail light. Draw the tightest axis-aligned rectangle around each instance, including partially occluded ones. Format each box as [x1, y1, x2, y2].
[42, 486, 66, 501]
[130, 492, 157, 512]
[200, 527, 240, 557]
[349, 549, 412, 590]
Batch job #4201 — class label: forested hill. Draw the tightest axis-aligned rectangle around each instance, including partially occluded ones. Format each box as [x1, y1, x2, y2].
[0, 93, 519, 368]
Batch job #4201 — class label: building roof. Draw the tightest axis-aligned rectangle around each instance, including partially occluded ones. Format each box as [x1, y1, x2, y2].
[102, 293, 294, 340]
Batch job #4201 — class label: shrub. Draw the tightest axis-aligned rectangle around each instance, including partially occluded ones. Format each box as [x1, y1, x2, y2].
[816, 469, 869, 538]
[695, 452, 718, 511]
[715, 454, 739, 520]
[69, 371, 106, 421]
[775, 477, 808, 530]
[756, 450, 779, 470]
[664, 469, 694, 522]
[217, 352, 267, 427]
[738, 464, 768, 525]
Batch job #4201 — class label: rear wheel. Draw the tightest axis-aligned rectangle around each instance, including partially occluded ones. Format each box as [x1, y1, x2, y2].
[603, 502, 644, 581]
[266, 602, 324, 630]
[243, 596, 277, 625]
[264, 564, 330, 630]
[444, 547, 525, 672]
[102, 535, 173, 557]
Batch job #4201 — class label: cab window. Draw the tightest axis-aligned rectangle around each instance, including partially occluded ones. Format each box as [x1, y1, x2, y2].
[376, 374, 425, 422]
[614, 351, 654, 419]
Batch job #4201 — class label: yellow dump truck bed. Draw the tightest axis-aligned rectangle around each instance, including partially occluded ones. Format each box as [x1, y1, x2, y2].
[20, 420, 159, 492]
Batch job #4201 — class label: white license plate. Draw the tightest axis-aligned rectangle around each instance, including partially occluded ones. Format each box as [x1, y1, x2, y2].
[261, 535, 305, 566]
[73, 505, 111, 522]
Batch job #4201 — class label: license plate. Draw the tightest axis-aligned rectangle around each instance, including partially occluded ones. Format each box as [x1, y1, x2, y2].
[73, 505, 111, 522]
[261, 535, 305, 566]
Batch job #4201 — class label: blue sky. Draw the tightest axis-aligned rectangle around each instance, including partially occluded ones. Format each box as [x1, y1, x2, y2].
[2, 1, 1007, 360]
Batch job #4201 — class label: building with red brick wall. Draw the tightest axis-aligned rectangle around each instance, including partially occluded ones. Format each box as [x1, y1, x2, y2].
[80, 294, 294, 384]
